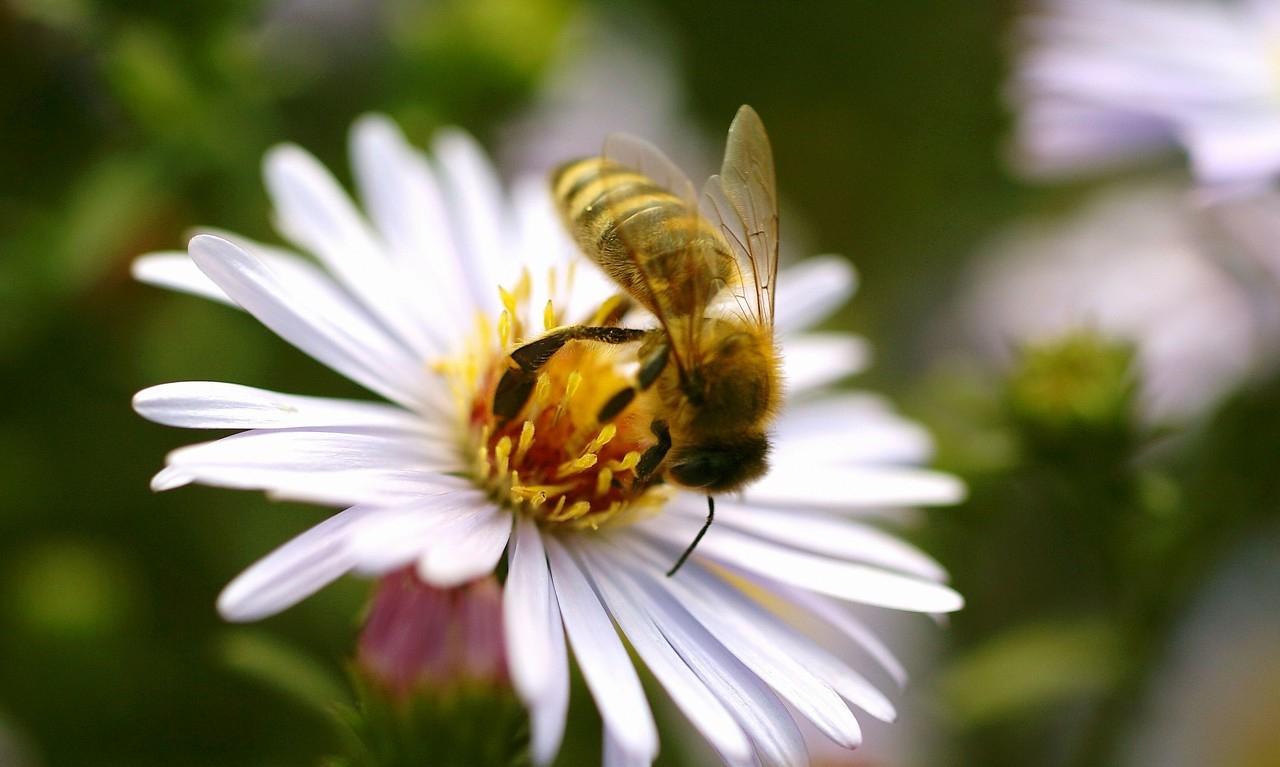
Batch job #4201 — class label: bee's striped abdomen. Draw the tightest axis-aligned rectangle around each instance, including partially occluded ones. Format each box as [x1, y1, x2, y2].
[552, 158, 733, 316]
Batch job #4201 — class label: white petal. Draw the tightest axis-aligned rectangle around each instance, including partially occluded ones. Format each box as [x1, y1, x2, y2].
[774, 586, 909, 689]
[668, 497, 947, 581]
[264, 145, 441, 360]
[637, 518, 963, 614]
[773, 393, 934, 465]
[545, 537, 659, 763]
[163, 466, 468, 509]
[133, 381, 428, 432]
[162, 427, 452, 473]
[155, 428, 462, 505]
[433, 129, 509, 312]
[140, 233, 411, 338]
[774, 256, 857, 335]
[667, 555, 897, 724]
[504, 518, 570, 765]
[783, 334, 870, 393]
[613, 537, 862, 749]
[609, 545, 806, 767]
[1011, 101, 1174, 178]
[217, 505, 375, 621]
[204, 229, 395, 327]
[626, 537, 897, 723]
[187, 235, 431, 411]
[746, 463, 965, 509]
[414, 508, 512, 587]
[604, 728, 652, 767]
[578, 544, 754, 764]
[349, 115, 476, 339]
[344, 498, 495, 574]
[1186, 118, 1280, 186]
[133, 251, 236, 306]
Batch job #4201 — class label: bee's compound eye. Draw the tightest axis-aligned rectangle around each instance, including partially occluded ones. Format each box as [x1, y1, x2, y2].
[669, 435, 769, 493]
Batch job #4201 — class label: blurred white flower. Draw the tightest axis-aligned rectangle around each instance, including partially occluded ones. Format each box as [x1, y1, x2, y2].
[1207, 190, 1280, 295]
[133, 115, 964, 766]
[0, 716, 35, 767]
[1122, 531, 1280, 767]
[1009, 0, 1280, 189]
[955, 184, 1267, 421]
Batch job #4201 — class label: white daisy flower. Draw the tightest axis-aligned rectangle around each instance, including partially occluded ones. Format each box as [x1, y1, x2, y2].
[1009, 0, 1280, 189]
[133, 115, 964, 766]
[1208, 189, 1280, 296]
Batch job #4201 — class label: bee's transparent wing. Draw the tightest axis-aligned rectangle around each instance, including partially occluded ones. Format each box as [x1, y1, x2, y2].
[603, 132, 699, 208]
[599, 132, 724, 376]
[701, 105, 780, 329]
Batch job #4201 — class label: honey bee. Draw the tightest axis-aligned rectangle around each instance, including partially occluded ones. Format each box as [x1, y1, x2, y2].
[493, 105, 782, 574]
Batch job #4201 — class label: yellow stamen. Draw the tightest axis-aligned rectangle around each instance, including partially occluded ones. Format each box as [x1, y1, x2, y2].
[499, 286, 518, 318]
[595, 467, 614, 497]
[549, 500, 592, 522]
[515, 421, 535, 464]
[586, 424, 616, 454]
[580, 501, 622, 530]
[589, 294, 626, 326]
[494, 436, 512, 477]
[497, 310, 511, 348]
[510, 485, 549, 508]
[608, 451, 641, 473]
[553, 371, 582, 425]
[531, 375, 551, 412]
[557, 453, 598, 478]
[544, 300, 557, 331]
[564, 371, 582, 402]
[565, 501, 592, 520]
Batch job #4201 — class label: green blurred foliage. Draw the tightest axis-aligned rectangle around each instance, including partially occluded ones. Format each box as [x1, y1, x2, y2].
[2, 1, 1278, 766]
[330, 680, 528, 767]
[1, 1, 569, 764]
[940, 618, 1120, 727]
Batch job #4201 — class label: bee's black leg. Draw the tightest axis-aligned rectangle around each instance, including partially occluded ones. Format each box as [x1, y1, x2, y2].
[595, 343, 670, 424]
[638, 343, 670, 390]
[492, 326, 649, 420]
[636, 419, 671, 482]
[667, 495, 714, 577]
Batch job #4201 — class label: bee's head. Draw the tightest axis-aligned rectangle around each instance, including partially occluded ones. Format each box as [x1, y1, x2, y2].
[668, 432, 770, 493]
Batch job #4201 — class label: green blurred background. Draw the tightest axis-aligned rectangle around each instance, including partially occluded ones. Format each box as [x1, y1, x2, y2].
[3, 1, 1278, 765]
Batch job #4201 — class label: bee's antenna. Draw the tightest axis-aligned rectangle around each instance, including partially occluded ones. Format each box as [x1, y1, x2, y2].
[667, 496, 715, 577]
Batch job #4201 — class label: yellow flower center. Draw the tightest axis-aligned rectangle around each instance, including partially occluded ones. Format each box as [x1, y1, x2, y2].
[437, 271, 670, 531]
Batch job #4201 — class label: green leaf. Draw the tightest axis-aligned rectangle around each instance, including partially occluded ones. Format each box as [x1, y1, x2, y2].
[217, 629, 350, 718]
[940, 618, 1121, 726]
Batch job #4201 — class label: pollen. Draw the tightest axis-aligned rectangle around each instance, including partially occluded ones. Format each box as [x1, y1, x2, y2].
[446, 292, 670, 531]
